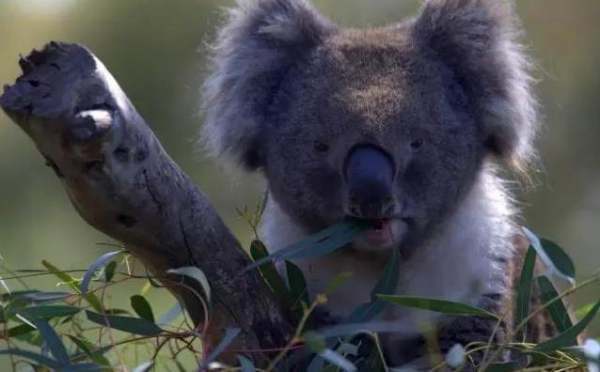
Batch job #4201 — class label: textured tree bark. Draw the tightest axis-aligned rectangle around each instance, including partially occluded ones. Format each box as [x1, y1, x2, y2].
[0, 42, 292, 364]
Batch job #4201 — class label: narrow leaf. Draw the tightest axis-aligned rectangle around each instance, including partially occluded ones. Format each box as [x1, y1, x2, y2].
[167, 266, 211, 303]
[18, 291, 71, 304]
[157, 302, 183, 326]
[534, 300, 600, 352]
[200, 328, 240, 368]
[250, 240, 289, 302]
[246, 220, 368, 271]
[537, 275, 573, 333]
[522, 228, 575, 282]
[7, 324, 35, 337]
[0, 349, 62, 368]
[86, 311, 163, 336]
[17, 305, 80, 320]
[42, 260, 104, 312]
[130, 295, 155, 323]
[132, 361, 154, 372]
[540, 238, 575, 279]
[104, 261, 117, 282]
[318, 349, 357, 372]
[349, 247, 401, 323]
[286, 261, 309, 305]
[515, 245, 537, 336]
[42, 260, 79, 291]
[67, 335, 111, 366]
[81, 251, 123, 294]
[237, 355, 256, 372]
[31, 319, 70, 365]
[378, 295, 498, 318]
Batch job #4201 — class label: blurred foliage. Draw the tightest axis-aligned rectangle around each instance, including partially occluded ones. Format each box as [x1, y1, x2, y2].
[0, 0, 599, 369]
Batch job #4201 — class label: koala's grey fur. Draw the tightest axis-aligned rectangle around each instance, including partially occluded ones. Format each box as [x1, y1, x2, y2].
[202, 0, 541, 367]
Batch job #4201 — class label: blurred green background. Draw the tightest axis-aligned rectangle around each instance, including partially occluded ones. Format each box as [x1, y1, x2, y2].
[0, 0, 598, 363]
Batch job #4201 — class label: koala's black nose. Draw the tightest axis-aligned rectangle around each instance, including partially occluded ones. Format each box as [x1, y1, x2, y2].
[344, 145, 395, 219]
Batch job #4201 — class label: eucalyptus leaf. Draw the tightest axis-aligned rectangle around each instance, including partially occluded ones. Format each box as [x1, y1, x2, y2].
[522, 228, 575, 283]
[17, 305, 80, 320]
[67, 335, 111, 366]
[250, 240, 289, 302]
[157, 302, 183, 326]
[104, 261, 117, 282]
[130, 295, 155, 323]
[237, 355, 256, 372]
[286, 260, 309, 305]
[31, 319, 70, 365]
[200, 328, 240, 368]
[349, 247, 400, 323]
[378, 295, 498, 318]
[132, 361, 154, 372]
[0, 349, 62, 368]
[537, 275, 573, 333]
[86, 310, 163, 336]
[534, 300, 600, 352]
[42, 260, 80, 290]
[246, 220, 368, 271]
[81, 250, 124, 294]
[318, 349, 357, 372]
[167, 266, 211, 303]
[515, 245, 537, 337]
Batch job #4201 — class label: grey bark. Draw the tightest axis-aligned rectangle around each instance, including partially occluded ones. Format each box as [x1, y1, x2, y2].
[0, 42, 292, 364]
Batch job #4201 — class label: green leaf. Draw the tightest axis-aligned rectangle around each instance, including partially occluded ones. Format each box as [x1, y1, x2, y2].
[7, 323, 35, 337]
[12, 290, 71, 304]
[534, 300, 600, 352]
[42, 260, 80, 290]
[31, 319, 70, 365]
[348, 247, 399, 323]
[200, 328, 240, 368]
[157, 302, 183, 326]
[104, 261, 117, 283]
[485, 362, 520, 372]
[576, 303, 595, 320]
[246, 220, 369, 270]
[522, 228, 575, 282]
[237, 355, 256, 372]
[250, 240, 289, 302]
[318, 349, 357, 372]
[378, 295, 498, 318]
[42, 260, 104, 312]
[515, 245, 537, 337]
[304, 331, 327, 353]
[286, 261, 309, 305]
[86, 310, 163, 336]
[132, 361, 154, 372]
[0, 349, 62, 369]
[17, 305, 80, 320]
[67, 335, 111, 366]
[130, 295, 155, 323]
[539, 238, 575, 279]
[536, 275, 573, 333]
[167, 266, 211, 303]
[81, 250, 124, 294]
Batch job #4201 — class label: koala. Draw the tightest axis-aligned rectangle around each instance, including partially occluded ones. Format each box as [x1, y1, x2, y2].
[202, 0, 549, 367]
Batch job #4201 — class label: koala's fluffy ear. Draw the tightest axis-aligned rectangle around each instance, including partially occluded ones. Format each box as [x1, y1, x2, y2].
[414, 0, 538, 171]
[202, 0, 335, 170]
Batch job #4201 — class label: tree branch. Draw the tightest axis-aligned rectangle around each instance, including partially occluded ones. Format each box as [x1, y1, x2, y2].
[0, 42, 292, 364]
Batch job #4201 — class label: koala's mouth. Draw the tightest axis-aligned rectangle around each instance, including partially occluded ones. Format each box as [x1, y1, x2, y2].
[350, 217, 403, 249]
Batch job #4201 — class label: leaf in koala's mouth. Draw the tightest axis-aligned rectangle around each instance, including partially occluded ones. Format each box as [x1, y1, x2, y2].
[245, 219, 370, 271]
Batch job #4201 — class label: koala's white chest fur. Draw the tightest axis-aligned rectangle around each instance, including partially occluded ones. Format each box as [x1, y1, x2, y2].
[261, 170, 516, 333]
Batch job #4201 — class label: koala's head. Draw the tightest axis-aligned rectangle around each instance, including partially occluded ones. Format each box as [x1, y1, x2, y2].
[202, 0, 537, 250]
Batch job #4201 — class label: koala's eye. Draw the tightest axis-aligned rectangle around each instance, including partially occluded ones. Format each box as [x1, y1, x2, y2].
[313, 141, 330, 153]
[410, 138, 424, 150]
